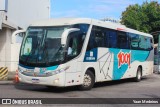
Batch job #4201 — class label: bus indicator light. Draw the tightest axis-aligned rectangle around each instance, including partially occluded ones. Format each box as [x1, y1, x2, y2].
[117, 28, 125, 31]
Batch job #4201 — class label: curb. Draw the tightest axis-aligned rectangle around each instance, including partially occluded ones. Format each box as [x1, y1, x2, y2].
[0, 81, 14, 85]
[154, 71, 160, 74]
[8, 71, 16, 80]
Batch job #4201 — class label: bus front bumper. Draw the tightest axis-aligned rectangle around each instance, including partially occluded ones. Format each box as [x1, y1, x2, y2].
[18, 72, 65, 87]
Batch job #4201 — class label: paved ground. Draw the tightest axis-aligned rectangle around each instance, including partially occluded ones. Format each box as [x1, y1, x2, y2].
[0, 73, 160, 107]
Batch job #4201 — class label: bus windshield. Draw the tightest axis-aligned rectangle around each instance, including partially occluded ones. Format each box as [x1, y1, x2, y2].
[20, 26, 69, 67]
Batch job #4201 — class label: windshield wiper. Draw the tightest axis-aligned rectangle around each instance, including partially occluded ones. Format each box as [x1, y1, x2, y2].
[43, 46, 64, 66]
[53, 46, 62, 59]
[42, 42, 49, 66]
[24, 39, 39, 66]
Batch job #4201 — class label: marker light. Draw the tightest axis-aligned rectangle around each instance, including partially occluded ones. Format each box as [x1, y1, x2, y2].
[18, 67, 23, 73]
[54, 78, 59, 83]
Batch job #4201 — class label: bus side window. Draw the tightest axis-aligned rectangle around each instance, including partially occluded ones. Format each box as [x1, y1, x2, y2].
[87, 26, 118, 50]
[139, 36, 147, 50]
[94, 29, 106, 47]
[87, 26, 107, 51]
[66, 31, 86, 61]
[138, 36, 153, 51]
[129, 33, 140, 50]
[145, 37, 153, 50]
[106, 30, 117, 48]
[87, 26, 97, 51]
[117, 31, 129, 49]
[67, 34, 78, 56]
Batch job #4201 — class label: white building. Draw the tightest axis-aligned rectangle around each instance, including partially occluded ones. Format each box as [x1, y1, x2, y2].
[0, 0, 50, 80]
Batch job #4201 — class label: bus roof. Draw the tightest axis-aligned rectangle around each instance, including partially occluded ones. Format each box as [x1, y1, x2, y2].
[30, 18, 92, 26]
[30, 18, 152, 38]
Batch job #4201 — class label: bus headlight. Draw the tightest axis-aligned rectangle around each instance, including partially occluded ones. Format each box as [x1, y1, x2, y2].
[54, 78, 59, 83]
[18, 67, 24, 73]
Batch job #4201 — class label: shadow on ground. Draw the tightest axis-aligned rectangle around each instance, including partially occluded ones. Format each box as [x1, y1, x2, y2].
[14, 77, 148, 93]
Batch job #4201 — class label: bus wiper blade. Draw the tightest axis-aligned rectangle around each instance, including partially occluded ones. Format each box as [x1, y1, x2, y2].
[24, 40, 39, 65]
[43, 42, 49, 66]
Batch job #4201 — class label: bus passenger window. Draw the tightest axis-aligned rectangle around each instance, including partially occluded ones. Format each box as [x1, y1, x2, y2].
[87, 32, 96, 51]
[146, 37, 153, 50]
[117, 31, 129, 49]
[139, 36, 147, 50]
[107, 31, 117, 48]
[129, 33, 140, 49]
[87, 26, 106, 51]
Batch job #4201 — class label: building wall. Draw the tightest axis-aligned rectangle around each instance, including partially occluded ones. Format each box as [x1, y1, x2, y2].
[5, 28, 12, 72]
[7, 0, 50, 29]
[0, 28, 7, 67]
[0, 27, 12, 70]
[0, 0, 51, 79]
[11, 33, 22, 72]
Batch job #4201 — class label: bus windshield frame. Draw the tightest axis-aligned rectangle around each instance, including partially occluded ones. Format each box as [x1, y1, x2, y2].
[19, 24, 90, 67]
[19, 26, 70, 67]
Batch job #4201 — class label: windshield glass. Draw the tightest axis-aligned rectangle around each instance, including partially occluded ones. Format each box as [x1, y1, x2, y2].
[20, 26, 69, 67]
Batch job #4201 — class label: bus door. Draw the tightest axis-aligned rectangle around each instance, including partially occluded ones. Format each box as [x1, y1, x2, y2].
[63, 30, 86, 86]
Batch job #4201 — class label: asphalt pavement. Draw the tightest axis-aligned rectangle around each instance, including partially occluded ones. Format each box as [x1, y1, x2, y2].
[0, 73, 160, 107]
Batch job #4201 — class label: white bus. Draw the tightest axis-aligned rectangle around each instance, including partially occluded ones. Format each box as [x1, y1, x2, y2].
[14, 18, 154, 90]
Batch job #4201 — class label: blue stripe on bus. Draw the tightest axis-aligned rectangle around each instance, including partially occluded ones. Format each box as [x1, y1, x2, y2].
[84, 48, 150, 80]
[19, 64, 58, 71]
[19, 64, 35, 69]
[47, 65, 58, 71]
[109, 48, 150, 80]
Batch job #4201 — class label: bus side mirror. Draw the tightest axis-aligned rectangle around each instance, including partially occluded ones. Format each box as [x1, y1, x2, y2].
[61, 28, 80, 47]
[12, 30, 26, 44]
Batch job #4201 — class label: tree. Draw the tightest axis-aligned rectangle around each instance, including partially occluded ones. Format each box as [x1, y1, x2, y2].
[121, 1, 160, 33]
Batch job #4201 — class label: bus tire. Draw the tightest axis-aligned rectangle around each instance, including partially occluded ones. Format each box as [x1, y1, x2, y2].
[134, 67, 142, 82]
[79, 70, 95, 90]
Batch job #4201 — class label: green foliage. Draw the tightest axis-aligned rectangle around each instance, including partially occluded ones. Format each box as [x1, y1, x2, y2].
[121, 1, 160, 33]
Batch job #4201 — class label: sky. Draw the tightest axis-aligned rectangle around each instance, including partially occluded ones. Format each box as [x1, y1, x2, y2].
[50, 0, 160, 20]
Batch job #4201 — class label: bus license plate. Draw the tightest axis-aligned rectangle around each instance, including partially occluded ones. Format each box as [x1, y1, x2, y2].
[32, 78, 40, 83]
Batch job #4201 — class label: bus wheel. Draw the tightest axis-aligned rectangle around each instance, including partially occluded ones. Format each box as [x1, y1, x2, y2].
[134, 67, 142, 82]
[79, 70, 95, 90]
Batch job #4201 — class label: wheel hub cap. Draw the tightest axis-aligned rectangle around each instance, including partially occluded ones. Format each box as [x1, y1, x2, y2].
[83, 74, 91, 87]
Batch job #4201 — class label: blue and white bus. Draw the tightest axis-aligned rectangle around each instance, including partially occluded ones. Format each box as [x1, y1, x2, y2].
[14, 18, 154, 90]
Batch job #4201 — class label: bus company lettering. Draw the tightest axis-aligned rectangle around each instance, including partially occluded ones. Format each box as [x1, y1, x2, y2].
[117, 51, 131, 68]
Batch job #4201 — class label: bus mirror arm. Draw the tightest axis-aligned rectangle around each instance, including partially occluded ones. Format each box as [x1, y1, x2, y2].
[12, 30, 26, 44]
[61, 28, 80, 46]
